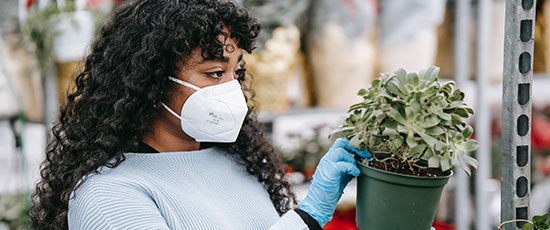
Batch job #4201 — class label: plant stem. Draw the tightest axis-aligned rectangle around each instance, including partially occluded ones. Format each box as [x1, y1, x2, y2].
[497, 219, 533, 230]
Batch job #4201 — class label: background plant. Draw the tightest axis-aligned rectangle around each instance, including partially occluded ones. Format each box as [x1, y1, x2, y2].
[0, 194, 26, 230]
[17, 1, 110, 74]
[330, 66, 479, 175]
[279, 124, 332, 173]
[17, 3, 76, 73]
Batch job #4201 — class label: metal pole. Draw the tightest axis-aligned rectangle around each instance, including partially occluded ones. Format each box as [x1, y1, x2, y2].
[475, 0, 492, 230]
[454, 0, 472, 229]
[38, 0, 51, 9]
[18, 0, 26, 24]
[501, 0, 536, 229]
[43, 65, 58, 141]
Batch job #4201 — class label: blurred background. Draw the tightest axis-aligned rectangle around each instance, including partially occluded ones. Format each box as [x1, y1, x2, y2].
[0, 0, 549, 229]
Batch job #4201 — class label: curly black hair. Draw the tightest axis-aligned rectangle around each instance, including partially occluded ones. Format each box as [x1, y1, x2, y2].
[30, 0, 295, 229]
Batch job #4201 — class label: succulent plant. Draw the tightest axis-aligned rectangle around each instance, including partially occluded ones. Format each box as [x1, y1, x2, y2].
[330, 66, 479, 175]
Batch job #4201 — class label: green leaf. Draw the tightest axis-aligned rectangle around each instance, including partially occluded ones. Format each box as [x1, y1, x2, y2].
[422, 148, 434, 160]
[462, 154, 479, 169]
[349, 135, 362, 149]
[391, 136, 404, 148]
[451, 114, 466, 126]
[437, 112, 452, 121]
[428, 155, 440, 168]
[521, 222, 534, 230]
[372, 79, 381, 88]
[405, 107, 415, 120]
[462, 125, 474, 139]
[406, 72, 420, 86]
[390, 77, 409, 95]
[426, 126, 445, 135]
[406, 131, 418, 148]
[421, 115, 440, 128]
[387, 81, 405, 97]
[328, 129, 346, 141]
[464, 140, 479, 151]
[450, 101, 465, 108]
[441, 82, 455, 95]
[388, 109, 407, 124]
[455, 108, 469, 118]
[379, 90, 393, 99]
[374, 136, 383, 145]
[451, 153, 460, 167]
[358, 88, 368, 96]
[533, 213, 549, 225]
[417, 131, 438, 148]
[380, 73, 391, 82]
[450, 89, 465, 101]
[393, 68, 408, 84]
[381, 118, 398, 130]
[460, 161, 472, 176]
[411, 144, 427, 156]
[410, 99, 421, 113]
[397, 125, 408, 133]
[421, 66, 440, 82]
[440, 156, 452, 171]
[382, 127, 398, 136]
[435, 139, 446, 151]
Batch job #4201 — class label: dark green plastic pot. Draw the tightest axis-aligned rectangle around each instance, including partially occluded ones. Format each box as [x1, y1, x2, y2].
[355, 159, 452, 230]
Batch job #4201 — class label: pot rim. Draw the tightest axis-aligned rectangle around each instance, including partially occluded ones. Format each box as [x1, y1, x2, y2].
[356, 159, 453, 187]
[357, 160, 453, 178]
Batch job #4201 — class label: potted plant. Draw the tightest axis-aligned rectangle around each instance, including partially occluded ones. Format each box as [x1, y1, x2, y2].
[330, 66, 479, 230]
[18, 0, 98, 72]
[18, 0, 110, 103]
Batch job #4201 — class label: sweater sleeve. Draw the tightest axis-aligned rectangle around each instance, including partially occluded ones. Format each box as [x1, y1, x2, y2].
[268, 210, 309, 230]
[67, 179, 170, 230]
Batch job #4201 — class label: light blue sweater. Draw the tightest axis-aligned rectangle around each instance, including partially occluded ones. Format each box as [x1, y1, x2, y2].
[67, 147, 308, 230]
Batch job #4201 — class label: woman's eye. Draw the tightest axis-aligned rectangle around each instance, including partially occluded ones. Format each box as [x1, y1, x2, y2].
[206, 71, 224, 79]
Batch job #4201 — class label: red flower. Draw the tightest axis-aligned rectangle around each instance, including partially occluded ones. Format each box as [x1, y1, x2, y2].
[532, 112, 550, 150]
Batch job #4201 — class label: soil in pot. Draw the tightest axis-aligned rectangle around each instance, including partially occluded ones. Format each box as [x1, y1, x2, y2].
[367, 159, 444, 177]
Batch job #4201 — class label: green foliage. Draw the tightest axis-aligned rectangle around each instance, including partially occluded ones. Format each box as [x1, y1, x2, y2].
[0, 194, 27, 230]
[279, 125, 332, 172]
[522, 213, 550, 230]
[17, 3, 77, 73]
[499, 213, 550, 230]
[330, 66, 479, 175]
[17, 2, 110, 73]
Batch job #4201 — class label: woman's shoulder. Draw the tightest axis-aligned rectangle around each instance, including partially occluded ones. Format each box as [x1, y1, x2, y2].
[67, 165, 171, 229]
[68, 158, 155, 206]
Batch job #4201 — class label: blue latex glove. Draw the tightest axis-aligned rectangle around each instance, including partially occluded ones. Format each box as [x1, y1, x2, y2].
[298, 138, 370, 227]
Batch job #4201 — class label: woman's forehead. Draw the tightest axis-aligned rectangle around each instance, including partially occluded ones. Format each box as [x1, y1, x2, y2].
[187, 38, 242, 65]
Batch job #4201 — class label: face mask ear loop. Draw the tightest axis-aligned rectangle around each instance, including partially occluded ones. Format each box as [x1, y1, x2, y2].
[168, 76, 201, 91]
[161, 103, 182, 120]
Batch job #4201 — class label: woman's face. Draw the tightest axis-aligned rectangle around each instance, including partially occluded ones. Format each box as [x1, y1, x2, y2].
[163, 29, 245, 141]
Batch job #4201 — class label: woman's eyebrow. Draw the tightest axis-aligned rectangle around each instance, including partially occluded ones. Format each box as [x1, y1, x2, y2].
[199, 53, 243, 64]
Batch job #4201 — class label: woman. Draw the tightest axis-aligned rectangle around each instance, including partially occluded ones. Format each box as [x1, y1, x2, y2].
[30, 0, 368, 229]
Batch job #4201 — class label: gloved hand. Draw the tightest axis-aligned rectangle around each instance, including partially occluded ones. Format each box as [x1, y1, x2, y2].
[298, 138, 371, 227]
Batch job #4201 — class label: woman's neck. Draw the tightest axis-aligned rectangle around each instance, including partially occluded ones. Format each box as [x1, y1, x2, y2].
[142, 118, 200, 152]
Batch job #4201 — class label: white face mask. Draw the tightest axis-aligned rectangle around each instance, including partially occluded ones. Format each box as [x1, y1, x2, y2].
[162, 76, 248, 143]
